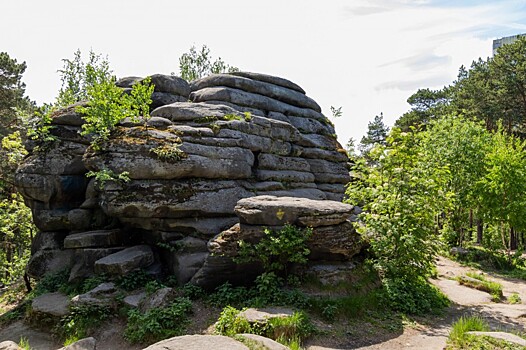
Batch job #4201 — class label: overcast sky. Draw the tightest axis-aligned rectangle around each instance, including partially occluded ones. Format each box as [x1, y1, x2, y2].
[2, 0, 526, 145]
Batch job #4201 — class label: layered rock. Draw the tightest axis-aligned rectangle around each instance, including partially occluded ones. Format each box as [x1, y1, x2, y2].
[16, 72, 358, 287]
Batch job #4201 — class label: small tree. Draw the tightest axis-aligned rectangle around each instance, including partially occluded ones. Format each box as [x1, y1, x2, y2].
[178, 45, 239, 81]
[359, 113, 389, 161]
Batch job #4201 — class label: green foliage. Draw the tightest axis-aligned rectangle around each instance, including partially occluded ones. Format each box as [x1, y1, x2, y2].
[347, 128, 451, 280]
[115, 269, 153, 291]
[379, 277, 449, 315]
[235, 224, 312, 275]
[358, 112, 389, 160]
[124, 297, 192, 344]
[181, 283, 206, 300]
[508, 293, 521, 304]
[178, 45, 239, 81]
[56, 49, 112, 107]
[145, 280, 165, 296]
[57, 303, 110, 341]
[150, 144, 187, 163]
[330, 106, 343, 118]
[215, 306, 314, 347]
[0, 51, 33, 137]
[0, 193, 34, 284]
[86, 169, 130, 190]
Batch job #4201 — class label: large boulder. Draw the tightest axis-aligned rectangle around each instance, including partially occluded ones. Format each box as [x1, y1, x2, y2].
[15, 71, 359, 288]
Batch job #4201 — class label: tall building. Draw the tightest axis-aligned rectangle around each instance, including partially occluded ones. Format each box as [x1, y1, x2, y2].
[493, 33, 526, 55]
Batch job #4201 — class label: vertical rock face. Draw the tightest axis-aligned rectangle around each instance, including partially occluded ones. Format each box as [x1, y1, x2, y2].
[15, 72, 357, 286]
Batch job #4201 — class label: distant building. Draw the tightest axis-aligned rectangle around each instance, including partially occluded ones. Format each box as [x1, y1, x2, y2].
[493, 33, 526, 55]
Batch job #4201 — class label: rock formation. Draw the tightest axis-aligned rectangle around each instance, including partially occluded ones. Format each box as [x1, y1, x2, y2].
[15, 72, 362, 287]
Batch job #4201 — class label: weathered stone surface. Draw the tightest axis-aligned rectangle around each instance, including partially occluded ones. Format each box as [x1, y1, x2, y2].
[142, 335, 249, 350]
[229, 71, 306, 94]
[151, 92, 187, 109]
[151, 102, 243, 122]
[123, 292, 146, 308]
[190, 74, 321, 111]
[139, 287, 179, 312]
[50, 102, 87, 126]
[71, 282, 117, 307]
[190, 86, 328, 123]
[235, 195, 353, 227]
[58, 337, 96, 350]
[149, 74, 190, 97]
[268, 111, 335, 135]
[303, 262, 360, 286]
[122, 217, 238, 236]
[31, 231, 67, 254]
[256, 170, 315, 183]
[116, 76, 141, 88]
[31, 292, 70, 317]
[94, 245, 154, 275]
[64, 229, 124, 249]
[237, 334, 289, 350]
[27, 249, 73, 279]
[163, 251, 209, 285]
[191, 255, 262, 289]
[68, 248, 124, 282]
[258, 153, 310, 172]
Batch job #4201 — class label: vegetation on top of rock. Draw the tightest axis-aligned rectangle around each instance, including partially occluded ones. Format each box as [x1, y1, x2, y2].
[178, 44, 239, 82]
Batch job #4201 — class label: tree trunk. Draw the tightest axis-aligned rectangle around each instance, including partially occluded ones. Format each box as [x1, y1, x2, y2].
[510, 227, 518, 251]
[477, 218, 483, 244]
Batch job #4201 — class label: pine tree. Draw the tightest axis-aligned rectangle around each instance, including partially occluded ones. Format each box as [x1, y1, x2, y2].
[359, 113, 389, 159]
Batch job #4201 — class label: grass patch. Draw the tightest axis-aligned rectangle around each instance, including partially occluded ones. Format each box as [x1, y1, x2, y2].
[446, 315, 524, 349]
[457, 273, 503, 301]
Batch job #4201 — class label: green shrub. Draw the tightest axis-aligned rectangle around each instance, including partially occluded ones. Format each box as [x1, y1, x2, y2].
[57, 304, 110, 341]
[215, 306, 251, 336]
[235, 224, 312, 276]
[380, 277, 449, 315]
[124, 297, 192, 344]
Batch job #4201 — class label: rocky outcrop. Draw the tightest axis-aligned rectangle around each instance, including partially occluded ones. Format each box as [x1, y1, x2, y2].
[16, 72, 359, 287]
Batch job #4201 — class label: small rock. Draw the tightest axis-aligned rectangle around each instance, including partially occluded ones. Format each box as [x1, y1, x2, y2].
[71, 283, 116, 307]
[238, 307, 294, 323]
[94, 245, 154, 275]
[467, 331, 526, 346]
[139, 287, 179, 313]
[123, 292, 146, 308]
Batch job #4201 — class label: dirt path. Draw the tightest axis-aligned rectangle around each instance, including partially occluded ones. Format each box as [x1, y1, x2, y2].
[348, 256, 526, 350]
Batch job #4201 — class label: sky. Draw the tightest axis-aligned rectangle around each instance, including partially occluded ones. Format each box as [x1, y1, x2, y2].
[2, 0, 526, 146]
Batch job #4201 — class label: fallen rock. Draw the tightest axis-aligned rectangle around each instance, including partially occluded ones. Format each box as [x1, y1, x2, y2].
[123, 292, 146, 308]
[94, 245, 154, 275]
[71, 282, 117, 307]
[31, 292, 70, 317]
[142, 334, 249, 350]
[58, 337, 97, 350]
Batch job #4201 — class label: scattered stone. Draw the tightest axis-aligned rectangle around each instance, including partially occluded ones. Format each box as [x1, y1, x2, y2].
[94, 245, 154, 275]
[31, 292, 70, 317]
[71, 283, 117, 307]
[142, 334, 249, 350]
